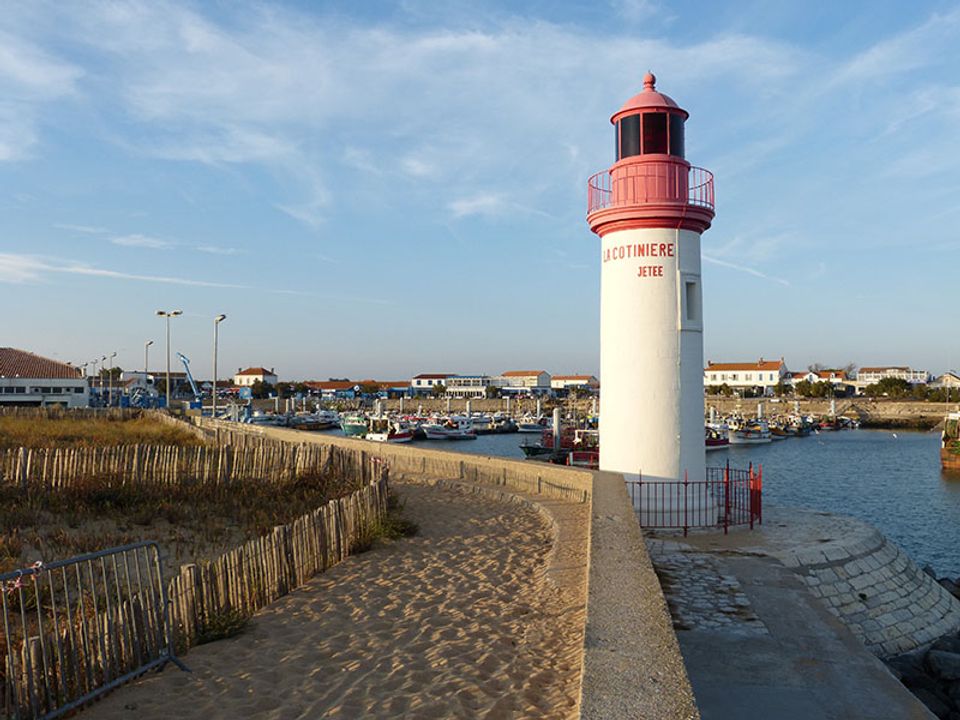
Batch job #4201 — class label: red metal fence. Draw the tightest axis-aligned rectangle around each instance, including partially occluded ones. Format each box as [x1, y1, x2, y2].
[626, 463, 762, 536]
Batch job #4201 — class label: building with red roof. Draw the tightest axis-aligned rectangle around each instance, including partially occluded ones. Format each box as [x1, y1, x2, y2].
[0, 347, 89, 407]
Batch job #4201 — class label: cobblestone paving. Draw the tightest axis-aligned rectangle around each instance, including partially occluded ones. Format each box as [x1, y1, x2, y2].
[646, 538, 768, 636]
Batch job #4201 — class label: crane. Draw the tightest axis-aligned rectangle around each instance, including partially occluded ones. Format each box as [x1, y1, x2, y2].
[176, 352, 203, 409]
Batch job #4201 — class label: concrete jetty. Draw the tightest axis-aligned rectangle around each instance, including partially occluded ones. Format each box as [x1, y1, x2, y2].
[647, 506, 959, 719]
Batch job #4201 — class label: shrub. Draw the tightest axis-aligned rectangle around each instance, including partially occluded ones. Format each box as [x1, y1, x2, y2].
[197, 608, 250, 645]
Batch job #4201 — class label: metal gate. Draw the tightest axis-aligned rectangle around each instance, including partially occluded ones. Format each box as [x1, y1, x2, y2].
[2, 541, 187, 719]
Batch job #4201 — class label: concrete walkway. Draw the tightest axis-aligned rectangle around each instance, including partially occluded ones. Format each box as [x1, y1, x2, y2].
[647, 515, 934, 720]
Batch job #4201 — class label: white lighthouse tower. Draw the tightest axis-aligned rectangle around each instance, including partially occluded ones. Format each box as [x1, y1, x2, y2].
[586, 73, 715, 511]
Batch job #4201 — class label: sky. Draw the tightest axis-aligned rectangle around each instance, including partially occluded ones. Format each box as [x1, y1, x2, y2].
[1, 0, 959, 381]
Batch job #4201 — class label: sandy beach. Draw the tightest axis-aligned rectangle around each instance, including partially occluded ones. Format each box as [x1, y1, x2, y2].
[87, 480, 588, 719]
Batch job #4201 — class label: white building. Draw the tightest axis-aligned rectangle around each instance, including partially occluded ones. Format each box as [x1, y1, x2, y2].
[788, 370, 855, 395]
[497, 370, 552, 394]
[550, 375, 599, 392]
[444, 375, 494, 399]
[0, 347, 89, 407]
[933, 372, 960, 389]
[856, 366, 931, 389]
[704, 358, 788, 397]
[233, 367, 278, 387]
[410, 373, 453, 396]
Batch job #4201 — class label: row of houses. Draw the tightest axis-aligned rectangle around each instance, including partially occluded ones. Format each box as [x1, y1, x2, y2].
[704, 358, 960, 397]
[305, 371, 600, 400]
[5, 344, 956, 409]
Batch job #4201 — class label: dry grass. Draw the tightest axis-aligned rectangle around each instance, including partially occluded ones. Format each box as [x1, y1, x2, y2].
[0, 415, 204, 449]
[0, 471, 361, 574]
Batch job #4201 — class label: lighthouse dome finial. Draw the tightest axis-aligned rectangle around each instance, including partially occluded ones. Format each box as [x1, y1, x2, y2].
[643, 71, 656, 90]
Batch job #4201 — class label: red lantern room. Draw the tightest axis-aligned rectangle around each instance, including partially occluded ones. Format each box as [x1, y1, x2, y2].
[587, 72, 715, 236]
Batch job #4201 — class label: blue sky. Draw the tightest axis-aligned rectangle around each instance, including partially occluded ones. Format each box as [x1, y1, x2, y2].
[2, 0, 958, 380]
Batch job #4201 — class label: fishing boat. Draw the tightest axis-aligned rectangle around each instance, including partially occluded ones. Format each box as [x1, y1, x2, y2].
[769, 425, 789, 440]
[942, 411, 960, 471]
[340, 415, 368, 437]
[705, 424, 729, 451]
[520, 441, 556, 458]
[365, 417, 415, 443]
[422, 416, 477, 440]
[289, 409, 340, 431]
[728, 418, 772, 444]
[247, 412, 288, 427]
[517, 416, 547, 433]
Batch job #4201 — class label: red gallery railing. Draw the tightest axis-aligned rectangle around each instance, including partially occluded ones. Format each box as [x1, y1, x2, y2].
[626, 462, 762, 536]
[587, 163, 715, 215]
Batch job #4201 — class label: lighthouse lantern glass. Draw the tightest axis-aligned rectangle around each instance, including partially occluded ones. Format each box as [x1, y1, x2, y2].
[642, 113, 668, 154]
[614, 111, 686, 160]
[617, 115, 641, 159]
[669, 114, 685, 157]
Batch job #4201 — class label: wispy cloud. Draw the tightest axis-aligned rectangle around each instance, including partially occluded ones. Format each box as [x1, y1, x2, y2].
[0, 29, 81, 161]
[448, 193, 505, 218]
[195, 244, 244, 255]
[53, 223, 108, 234]
[111, 234, 173, 249]
[0, 252, 316, 295]
[702, 254, 790, 287]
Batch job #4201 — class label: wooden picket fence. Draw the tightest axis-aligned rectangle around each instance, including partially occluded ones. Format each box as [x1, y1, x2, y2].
[0, 441, 378, 490]
[2, 458, 389, 719]
[169, 467, 388, 648]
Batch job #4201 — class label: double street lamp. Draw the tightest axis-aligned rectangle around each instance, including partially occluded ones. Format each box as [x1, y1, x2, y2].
[212, 314, 227, 418]
[156, 310, 182, 409]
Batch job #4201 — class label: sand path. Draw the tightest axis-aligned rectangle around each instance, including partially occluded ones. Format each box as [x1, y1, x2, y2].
[87, 481, 587, 719]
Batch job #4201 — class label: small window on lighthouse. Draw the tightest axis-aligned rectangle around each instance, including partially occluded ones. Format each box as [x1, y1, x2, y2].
[679, 273, 702, 330]
[685, 281, 700, 321]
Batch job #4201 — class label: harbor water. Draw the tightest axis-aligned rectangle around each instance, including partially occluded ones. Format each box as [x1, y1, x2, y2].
[332, 428, 960, 576]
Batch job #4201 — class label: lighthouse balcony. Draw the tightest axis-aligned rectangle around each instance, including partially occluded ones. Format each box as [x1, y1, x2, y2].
[587, 161, 715, 234]
[588, 162, 714, 213]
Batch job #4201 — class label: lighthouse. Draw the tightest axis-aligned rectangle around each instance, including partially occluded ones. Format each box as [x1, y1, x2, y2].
[586, 73, 715, 510]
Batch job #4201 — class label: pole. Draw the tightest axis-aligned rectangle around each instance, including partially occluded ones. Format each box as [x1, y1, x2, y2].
[107, 352, 116, 407]
[212, 320, 217, 418]
[212, 316, 226, 419]
[165, 315, 171, 409]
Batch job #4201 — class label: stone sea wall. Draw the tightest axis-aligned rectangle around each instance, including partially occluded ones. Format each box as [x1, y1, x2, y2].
[771, 511, 960, 657]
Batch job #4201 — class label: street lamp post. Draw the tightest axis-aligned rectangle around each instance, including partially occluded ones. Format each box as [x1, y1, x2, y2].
[100, 356, 107, 407]
[212, 314, 227, 418]
[156, 310, 183, 409]
[90, 359, 99, 405]
[144, 340, 154, 401]
[107, 351, 117, 407]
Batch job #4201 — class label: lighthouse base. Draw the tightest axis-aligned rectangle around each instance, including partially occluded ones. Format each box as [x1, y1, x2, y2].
[626, 465, 762, 532]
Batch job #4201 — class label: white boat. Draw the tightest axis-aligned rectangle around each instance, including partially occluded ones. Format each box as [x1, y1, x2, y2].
[289, 409, 340, 431]
[469, 414, 492, 432]
[247, 412, 288, 427]
[728, 418, 772, 445]
[517, 416, 547, 433]
[422, 416, 477, 440]
[365, 417, 414, 443]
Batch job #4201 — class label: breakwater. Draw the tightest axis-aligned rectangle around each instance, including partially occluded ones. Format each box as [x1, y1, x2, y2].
[196, 417, 701, 720]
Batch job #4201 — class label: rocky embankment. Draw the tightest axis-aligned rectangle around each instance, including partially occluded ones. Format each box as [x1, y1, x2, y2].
[887, 571, 960, 719]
